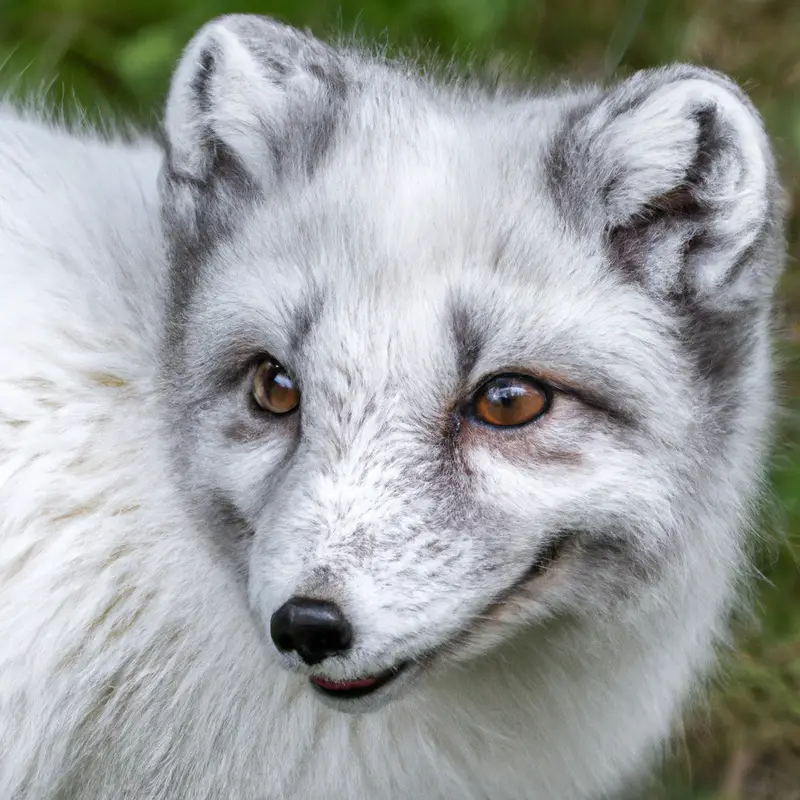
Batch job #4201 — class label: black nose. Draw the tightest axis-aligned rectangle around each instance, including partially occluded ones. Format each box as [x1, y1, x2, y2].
[270, 597, 353, 665]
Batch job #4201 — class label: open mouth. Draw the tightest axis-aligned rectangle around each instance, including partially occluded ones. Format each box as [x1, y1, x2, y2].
[309, 662, 409, 699]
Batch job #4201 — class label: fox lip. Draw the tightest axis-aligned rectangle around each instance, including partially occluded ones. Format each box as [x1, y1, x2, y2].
[309, 661, 410, 700]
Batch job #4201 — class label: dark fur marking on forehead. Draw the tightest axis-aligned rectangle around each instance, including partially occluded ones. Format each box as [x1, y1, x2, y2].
[448, 297, 485, 385]
[289, 290, 325, 355]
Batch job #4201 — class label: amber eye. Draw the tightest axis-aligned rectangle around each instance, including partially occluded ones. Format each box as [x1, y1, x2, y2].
[251, 359, 300, 415]
[471, 375, 550, 428]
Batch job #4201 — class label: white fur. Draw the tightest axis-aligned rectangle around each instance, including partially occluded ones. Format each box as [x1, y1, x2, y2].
[0, 17, 785, 800]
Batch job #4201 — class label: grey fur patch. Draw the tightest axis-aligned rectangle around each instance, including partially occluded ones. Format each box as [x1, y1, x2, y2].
[163, 139, 261, 320]
[191, 46, 216, 116]
[289, 290, 325, 356]
[448, 296, 485, 386]
[543, 94, 603, 228]
[223, 418, 269, 444]
[672, 298, 759, 439]
[205, 490, 256, 575]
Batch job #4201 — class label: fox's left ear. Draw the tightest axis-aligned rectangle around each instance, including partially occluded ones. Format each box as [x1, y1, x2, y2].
[549, 66, 785, 307]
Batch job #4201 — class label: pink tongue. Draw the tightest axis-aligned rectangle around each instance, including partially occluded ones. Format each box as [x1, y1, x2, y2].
[311, 675, 379, 691]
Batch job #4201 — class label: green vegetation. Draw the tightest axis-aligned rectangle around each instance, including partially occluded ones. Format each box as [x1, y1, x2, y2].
[3, 1, 798, 796]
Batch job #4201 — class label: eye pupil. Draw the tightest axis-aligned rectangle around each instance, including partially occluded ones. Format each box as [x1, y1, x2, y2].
[252, 359, 300, 415]
[473, 376, 548, 428]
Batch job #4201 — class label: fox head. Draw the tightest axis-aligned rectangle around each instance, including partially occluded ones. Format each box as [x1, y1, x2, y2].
[159, 15, 784, 712]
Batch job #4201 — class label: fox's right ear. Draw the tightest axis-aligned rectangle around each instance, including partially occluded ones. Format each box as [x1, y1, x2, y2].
[161, 14, 347, 269]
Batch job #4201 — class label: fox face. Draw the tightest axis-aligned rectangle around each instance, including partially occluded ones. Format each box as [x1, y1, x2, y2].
[160, 15, 784, 712]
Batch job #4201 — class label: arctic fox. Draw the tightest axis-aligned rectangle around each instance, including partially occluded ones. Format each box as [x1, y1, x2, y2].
[0, 13, 787, 800]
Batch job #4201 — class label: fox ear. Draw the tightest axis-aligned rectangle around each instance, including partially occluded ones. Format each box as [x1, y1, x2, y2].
[161, 14, 347, 269]
[549, 66, 784, 308]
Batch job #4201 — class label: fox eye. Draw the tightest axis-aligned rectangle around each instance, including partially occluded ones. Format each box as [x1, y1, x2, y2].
[252, 359, 300, 415]
[471, 375, 550, 428]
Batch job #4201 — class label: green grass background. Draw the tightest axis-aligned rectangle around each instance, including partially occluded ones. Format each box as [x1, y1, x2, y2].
[2, 0, 798, 797]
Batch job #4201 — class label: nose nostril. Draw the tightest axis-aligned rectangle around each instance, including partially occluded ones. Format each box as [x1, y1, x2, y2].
[269, 596, 353, 665]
